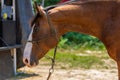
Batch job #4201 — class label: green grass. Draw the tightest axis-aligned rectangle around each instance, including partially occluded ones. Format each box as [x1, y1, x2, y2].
[41, 49, 111, 69]
[56, 53, 103, 69]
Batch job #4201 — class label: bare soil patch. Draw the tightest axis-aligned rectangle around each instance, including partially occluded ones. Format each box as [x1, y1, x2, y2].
[9, 64, 118, 80]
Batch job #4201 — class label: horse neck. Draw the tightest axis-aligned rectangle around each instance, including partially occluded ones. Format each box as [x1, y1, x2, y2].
[54, 21, 102, 39]
[48, 1, 115, 40]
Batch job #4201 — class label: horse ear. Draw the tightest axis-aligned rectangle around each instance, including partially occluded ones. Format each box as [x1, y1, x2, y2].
[34, 2, 39, 13]
[34, 2, 45, 16]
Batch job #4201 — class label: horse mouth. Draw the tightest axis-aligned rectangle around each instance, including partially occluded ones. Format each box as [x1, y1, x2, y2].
[23, 58, 39, 67]
[30, 61, 39, 67]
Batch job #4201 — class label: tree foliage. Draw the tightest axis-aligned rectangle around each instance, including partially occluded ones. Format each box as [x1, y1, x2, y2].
[32, 0, 60, 6]
[62, 32, 105, 50]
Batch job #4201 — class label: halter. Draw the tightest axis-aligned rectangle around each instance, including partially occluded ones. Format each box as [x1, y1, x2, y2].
[27, 10, 59, 80]
[45, 10, 59, 41]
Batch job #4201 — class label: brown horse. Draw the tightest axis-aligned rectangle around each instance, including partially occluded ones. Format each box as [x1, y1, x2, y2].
[23, 0, 120, 79]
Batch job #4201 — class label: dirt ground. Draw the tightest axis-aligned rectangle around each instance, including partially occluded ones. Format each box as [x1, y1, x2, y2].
[9, 64, 118, 80]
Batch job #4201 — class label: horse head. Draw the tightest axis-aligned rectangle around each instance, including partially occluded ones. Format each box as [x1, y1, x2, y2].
[23, 4, 59, 67]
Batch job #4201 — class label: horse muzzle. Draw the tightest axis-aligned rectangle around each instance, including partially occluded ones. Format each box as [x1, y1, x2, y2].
[23, 56, 39, 67]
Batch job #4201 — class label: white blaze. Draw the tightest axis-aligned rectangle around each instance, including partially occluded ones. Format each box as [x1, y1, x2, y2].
[23, 25, 35, 63]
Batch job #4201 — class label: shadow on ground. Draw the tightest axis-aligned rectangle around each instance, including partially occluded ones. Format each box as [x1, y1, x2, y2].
[8, 72, 39, 80]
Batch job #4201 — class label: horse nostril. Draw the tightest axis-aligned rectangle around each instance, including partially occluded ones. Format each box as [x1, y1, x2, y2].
[23, 58, 29, 65]
[25, 58, 28, 63]
[23, 57, 38, 67]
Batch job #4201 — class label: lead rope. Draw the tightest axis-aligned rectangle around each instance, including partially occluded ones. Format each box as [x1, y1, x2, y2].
[45, 10, 59, 80]
[45, 46, 58, 80]
[34, 40, 58, 80]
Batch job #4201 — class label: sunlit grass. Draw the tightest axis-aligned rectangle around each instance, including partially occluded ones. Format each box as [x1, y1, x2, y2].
[56, 53, 103, 69]
[41, 49, 116, 69]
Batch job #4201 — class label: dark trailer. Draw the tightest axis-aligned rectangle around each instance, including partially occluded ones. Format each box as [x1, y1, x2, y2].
[0, 0, 33, 79]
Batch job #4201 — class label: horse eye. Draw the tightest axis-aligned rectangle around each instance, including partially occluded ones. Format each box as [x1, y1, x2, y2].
[33, 26, 39, 32]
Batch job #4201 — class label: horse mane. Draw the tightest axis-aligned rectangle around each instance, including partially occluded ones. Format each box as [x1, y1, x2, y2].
[44, 5, 57, 11]
[44, 0, 79, 11]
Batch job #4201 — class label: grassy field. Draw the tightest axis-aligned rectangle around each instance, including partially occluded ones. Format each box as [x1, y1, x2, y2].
[41, 48, 116, 69]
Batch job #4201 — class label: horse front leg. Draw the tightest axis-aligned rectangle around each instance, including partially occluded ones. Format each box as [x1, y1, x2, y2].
[107, 50, 119, 80]
[116, 53, 120, 80]
[116, 61, 120, 80]
[113, 51, 120, 80]
[108, 56, 120, 80]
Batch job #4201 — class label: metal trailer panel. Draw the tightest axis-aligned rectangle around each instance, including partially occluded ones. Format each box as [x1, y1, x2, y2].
[16, 0, 33, 68]
[0, 50, 14, 79]
[0, 0, 33, 79]
[2, 20, 16, 46]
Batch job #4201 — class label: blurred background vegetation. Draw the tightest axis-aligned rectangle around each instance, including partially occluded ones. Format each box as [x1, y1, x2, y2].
[32, 0, 60, 6]
[32, 0, 105, 51]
